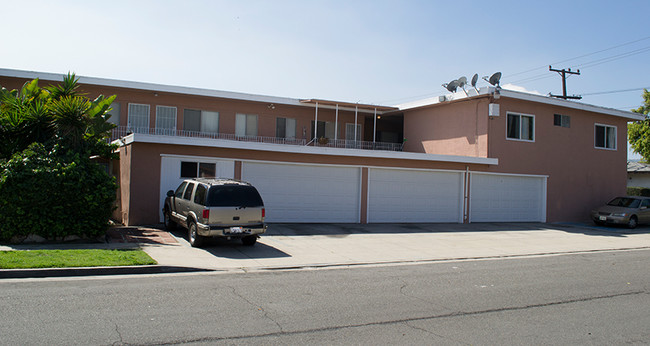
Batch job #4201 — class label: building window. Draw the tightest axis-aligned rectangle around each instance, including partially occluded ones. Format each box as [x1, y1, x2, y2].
[155, 106, 177, 135]
[595, 124, 616, 150]
[180, 161, 217, 178]
[106, 102, 120, 126]
[311, 121, 337, 139]
[235, 113, 258, 137]
[183, 109, 219, 134]
[276, 117, 296, 139]
[127, 103, 150, 133]
[554, 114, 570, 128]
[507, 112, 534, 141]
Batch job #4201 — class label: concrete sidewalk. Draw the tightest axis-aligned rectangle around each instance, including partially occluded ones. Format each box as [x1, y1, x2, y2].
[2, 223, 650, 277]
[144, 222, 650, 271]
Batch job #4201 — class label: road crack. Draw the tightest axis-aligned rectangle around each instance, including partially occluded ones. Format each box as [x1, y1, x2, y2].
[131, 290, 646, 345]
[227, 285, 284, 333]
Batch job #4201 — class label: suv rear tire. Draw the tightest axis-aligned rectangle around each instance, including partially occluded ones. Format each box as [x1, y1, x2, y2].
[242, 235, 257, 246]
[188, 221, 205, 247]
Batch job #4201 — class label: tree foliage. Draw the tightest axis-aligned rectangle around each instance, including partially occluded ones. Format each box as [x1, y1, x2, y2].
[628, 89, 650, 162]
[0, 74, 118, 241]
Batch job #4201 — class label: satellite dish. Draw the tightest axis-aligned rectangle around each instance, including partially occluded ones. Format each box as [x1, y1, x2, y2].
[471, 74, 479, 87]
[443, 79, 459, 92]
[488, 72, 502, 87]
[458, 76, 467, 88]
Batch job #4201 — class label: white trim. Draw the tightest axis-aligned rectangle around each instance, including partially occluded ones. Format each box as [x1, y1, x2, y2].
[594, 123, 617, 151]
[469, 171, 549, 179]
[506, 112, 535, 142]
[118, 132, 499, 166]
[398, 86, 644, 121]
[0, 68, 381, 114]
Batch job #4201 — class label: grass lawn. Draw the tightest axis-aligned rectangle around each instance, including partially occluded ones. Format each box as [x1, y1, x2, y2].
[0, 249, 157, 269]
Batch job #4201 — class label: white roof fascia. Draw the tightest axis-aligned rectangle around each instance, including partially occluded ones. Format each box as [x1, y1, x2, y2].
[0, 68, 380, 114]
[498, 89, 645, 121]
[116, 133, 498, 166]
[397, 86, 644, 121]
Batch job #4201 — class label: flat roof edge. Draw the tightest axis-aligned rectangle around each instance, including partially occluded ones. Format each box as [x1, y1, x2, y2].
[117, 134, 498, 166]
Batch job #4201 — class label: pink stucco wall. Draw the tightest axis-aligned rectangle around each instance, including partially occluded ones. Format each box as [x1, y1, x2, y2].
[403, 97, 490, 157]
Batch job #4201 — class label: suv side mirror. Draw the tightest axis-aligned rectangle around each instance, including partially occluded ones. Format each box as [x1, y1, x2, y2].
[167, 190, 174, 197]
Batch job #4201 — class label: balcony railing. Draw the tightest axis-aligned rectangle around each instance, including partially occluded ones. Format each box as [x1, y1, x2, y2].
[109, 126, 403, 152]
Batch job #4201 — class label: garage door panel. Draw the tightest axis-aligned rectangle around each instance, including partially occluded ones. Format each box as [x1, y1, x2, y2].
[242, 162, 360, 223]
[368, 169, 463, 223]
[470, 174, 545, 222]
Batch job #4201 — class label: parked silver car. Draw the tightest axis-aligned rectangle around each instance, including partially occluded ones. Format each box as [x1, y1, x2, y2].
[590, 196, 650, 228]
[163, 178, 266, 247]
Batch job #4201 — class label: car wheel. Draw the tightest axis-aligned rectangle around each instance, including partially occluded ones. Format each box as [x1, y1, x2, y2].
[242, 235, 257, 246]
[163, 208, 176, 231]
[627, 216, 638, 229]
[188, 221, 205, 247]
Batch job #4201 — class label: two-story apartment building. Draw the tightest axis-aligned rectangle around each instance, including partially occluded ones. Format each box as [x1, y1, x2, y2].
[0, 68, 642, 225]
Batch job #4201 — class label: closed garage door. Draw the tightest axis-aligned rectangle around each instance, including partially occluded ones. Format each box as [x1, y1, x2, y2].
[368, 168, 464, 223]
[469, 173, 546, 222]
[242, 162, 361, 223]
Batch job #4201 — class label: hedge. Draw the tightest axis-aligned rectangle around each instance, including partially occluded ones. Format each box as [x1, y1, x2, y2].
[0, 143, 116, 241]
[627, 186, 650, 197]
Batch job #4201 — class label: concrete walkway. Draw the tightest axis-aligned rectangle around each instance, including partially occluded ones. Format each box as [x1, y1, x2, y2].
[143, 223, 650, 271]
[2, 223, 650, 277]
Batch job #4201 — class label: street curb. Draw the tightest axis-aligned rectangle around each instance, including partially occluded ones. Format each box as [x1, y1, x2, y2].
[0, 265, 215, 279]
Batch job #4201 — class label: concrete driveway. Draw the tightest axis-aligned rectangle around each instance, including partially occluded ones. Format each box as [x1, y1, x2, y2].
[142, 222, 650, 272]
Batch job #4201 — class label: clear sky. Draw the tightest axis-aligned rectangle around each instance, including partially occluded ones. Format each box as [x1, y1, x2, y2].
[2, 0, 649, 157]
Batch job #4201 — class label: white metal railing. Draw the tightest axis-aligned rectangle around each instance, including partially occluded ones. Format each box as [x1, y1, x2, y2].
[109, 126, 403, 151]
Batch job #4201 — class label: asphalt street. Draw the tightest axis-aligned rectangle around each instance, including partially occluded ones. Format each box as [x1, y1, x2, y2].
[1, 248, 648, 345]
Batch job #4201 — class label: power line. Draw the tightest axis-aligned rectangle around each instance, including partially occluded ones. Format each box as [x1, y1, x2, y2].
[581, 87, 650, 96]
[505, 36, 650, 79]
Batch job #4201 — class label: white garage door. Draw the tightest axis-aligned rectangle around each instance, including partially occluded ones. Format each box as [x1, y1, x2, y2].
[469, 173, 546, 222]
[159, 155, 235, 221]
[242, 162, 361, 223]
[368, 168, 464, 223]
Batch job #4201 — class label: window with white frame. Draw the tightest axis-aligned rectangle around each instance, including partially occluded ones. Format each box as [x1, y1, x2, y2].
[507, 112, 534, 141]
[183, 109, 219, 134]
[155, 106, 177, 135]
[235, 113, 258, 137]
[127, 103, 150, 133]
[276, 117, 296, 139]
[595, 124, 616, 150]
[311, 120, 337, 139]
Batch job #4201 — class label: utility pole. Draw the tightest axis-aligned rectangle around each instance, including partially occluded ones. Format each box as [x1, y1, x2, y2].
[549, 66, 582, 100]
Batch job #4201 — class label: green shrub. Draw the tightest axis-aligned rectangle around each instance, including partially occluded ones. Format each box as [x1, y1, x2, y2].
[627, 186, 650, 197]
[0, 143, 116, 241]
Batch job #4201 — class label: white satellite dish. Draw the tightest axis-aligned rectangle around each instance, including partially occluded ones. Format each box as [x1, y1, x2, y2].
[482, 72, 502, 87]
[442, 79, 459, 93]
[458, 76, 468, 96]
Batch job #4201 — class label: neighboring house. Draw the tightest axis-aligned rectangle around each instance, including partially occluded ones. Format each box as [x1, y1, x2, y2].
[627, 161, 650, 188]
[0, 68, 643, 225]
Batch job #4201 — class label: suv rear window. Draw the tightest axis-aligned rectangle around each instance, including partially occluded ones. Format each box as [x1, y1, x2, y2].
[206, 185, 264, 207]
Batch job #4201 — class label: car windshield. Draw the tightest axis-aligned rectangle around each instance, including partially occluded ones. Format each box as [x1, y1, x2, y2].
[206, 185, 264, 207]
[607, 197, 641, 208]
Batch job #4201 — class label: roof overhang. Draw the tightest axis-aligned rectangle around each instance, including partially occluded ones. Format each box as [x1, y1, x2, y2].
[300, 99, 399, 114]
[116, 133, 498, 166]
[398, 86, 645, 121]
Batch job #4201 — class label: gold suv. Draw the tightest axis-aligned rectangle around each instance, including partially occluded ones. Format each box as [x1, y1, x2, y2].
[163, 178, 266, 247]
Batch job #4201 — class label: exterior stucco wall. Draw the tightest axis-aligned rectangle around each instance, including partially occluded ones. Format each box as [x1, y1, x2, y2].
[402, 98, 489, 157]
[121, 141, 487, 225]
[0, 76, 372, 142]
[486, 97, 629, 222]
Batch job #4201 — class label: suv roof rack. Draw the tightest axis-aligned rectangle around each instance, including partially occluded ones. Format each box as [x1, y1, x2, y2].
[190, 177, 251, 186]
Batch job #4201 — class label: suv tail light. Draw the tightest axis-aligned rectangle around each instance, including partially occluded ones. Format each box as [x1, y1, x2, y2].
[262, 208, 265, 218]
[202, 209, 210, 219]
